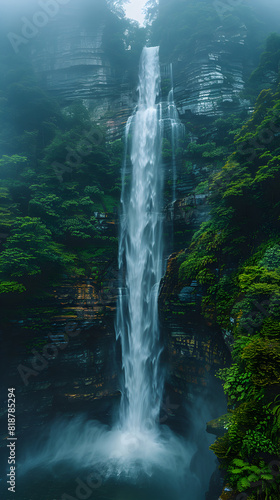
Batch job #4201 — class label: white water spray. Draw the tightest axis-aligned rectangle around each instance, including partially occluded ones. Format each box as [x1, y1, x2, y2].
[116, 46, 164, 432]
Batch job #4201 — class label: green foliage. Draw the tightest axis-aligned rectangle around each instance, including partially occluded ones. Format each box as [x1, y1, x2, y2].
[0, 155, 27, 178]
[186, 141, 227, 164]
[268, 399, 280, 441]
[195, 181, 208, 194]
[249, 33, 280, 96]
[260, 244, 280, 270]
[0, 281, 26, 295]
[238, 266, 280, 295]
[172, 36, 280, 498]
[217, 363, 254, 404]
[228, 459, 274, 492]
[260, 317, 280, 338]
[0, 217, 71, 278]
[0, 58, 122, 300]
[215, 276, 238, 329]
[0, 9, 280, 499]
[241, 429, 277, 455]
[61, 217, 99, 240]
[241, 337, 280, 386]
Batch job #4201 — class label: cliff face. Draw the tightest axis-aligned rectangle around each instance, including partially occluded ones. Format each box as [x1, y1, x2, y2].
[159, 251, 230, 399]
[29, 3, 134, 137]
[21, 3, 256, 408]
[31, 24, 110, 103]
[173, 24, 251, 118]
[28, 7, 253, 135]
[0, 272, 120, 449]
[157, 20, 258, 401]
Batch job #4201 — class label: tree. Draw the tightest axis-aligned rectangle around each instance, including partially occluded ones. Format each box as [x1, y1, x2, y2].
[0, 217, 70, 278]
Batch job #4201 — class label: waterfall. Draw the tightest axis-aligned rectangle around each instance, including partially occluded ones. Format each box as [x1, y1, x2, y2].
[166, 64, 185, 205]
[116, 46, 164, 432]
[20, 49, 196, 494]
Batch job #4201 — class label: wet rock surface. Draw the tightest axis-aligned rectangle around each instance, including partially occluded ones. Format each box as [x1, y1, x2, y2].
[29, 3, 135, 140]
[0, 271, 120, 464]
[173, 24, 251, 118]
[159, 249, 230, 403]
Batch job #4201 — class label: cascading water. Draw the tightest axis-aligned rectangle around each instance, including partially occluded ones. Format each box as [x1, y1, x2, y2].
[18, 46, 206, 500]
[159, 63, 184, 218]
[116, 46, 164, 432]
[167, 63, 185, 203]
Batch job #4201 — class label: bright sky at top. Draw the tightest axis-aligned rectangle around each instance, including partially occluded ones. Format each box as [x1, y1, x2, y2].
[124, 0, 147, 26]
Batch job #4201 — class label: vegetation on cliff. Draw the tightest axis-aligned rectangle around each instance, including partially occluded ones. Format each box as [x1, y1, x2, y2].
[176, 34, 280, 498]
[0, 53, 122, 305]
[0, 1, 280, 497]
[0, 0, 156, 310]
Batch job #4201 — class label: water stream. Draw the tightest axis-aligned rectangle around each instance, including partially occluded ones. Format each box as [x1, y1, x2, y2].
[166, 63, 185, 203]
[116, 46, 164, 432]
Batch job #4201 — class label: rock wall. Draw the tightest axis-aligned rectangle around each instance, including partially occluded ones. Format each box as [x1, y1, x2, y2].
[29, 3, 134, 139]
[0, 269, 120, 454]
[171, 24, 252, 118]
[29, 7, 253, 142]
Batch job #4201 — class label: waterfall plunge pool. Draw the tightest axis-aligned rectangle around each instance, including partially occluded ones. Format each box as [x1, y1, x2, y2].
[16, 414, 203, 500]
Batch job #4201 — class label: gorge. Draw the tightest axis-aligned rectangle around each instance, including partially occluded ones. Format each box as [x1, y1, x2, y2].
[0, 1, 280, 500]
[16, 45, 205, 500]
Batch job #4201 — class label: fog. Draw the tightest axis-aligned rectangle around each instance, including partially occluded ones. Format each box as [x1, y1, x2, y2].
[0, 0, 279, 499]
[0, 0, 279, 28]
[0, 0, 279, 55]
[247, 0, 280, 33]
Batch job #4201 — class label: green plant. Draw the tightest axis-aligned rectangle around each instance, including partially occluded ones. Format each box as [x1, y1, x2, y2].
[228, 458, 274, 492]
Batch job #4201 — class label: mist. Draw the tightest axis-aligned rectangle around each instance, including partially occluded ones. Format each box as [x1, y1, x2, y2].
[0, 1, 280, 500]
